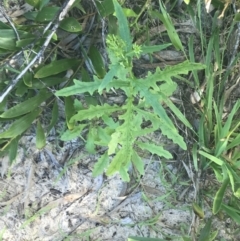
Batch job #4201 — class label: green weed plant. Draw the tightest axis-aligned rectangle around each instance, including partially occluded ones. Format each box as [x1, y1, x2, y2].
[56, 0, 205, 181]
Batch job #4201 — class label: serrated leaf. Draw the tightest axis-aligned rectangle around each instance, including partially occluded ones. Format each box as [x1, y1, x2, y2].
[92, 152, 109, 177]
[135, 108, 186, 150]
[86, 127, 96, 154]
[137, 142, 172, 159]
[0, 108, 41, 139]
[213, 178, 229, 214]
[106, 147, 132, 176]
[132, 150, 144, 175]
[55, 79, 101, 96]
[60, 124, 86, 141]
[98, 64, 121, 93]
[35, 59, 81, 78]
[0, 90, 51, 118]
[108, 132, 121, 155]
[119, 166, 130, 182]
[113, 0, 132, 52]
[36, 120, 46, 149]
[60, 17, 82, 32]
[70, 104, 121, 122]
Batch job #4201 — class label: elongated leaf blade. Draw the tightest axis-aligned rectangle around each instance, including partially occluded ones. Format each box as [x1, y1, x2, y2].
[0, 90, 51, 118]
[55, 79, 100, 96]
[35, 59, 81, 78]
[137, 142, 172, 159]
[213, 178, 229, 214]
[36, 120, 46, 149]
[92, 152, 109, 177]
[70, 104, 121, 122]
[0, 108, 42, 139]
[113, 0, 132, 52]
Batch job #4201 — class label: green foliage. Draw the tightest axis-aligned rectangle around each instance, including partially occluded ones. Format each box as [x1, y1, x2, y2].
[56, 0, 205, 181]
[187, 5, 240, 226]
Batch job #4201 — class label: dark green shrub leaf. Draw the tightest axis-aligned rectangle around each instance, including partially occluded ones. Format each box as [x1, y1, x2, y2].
[34, 59, 81, 78]
[35, 7, 60, 22]
[60, 17, 82, 32]
[0, 108, 42, 139]
[0, 90, 51, 118]
[36, 120, 46, 150]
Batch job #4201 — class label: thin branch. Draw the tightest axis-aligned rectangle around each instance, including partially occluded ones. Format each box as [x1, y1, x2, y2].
[0, 0, 76, 103]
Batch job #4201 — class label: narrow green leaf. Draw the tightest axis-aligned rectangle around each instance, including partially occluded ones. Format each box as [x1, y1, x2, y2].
[128, 236, 165, 241]
[89, 45, 106, 78]
[140, 43, 172, 54]
[0, 108, 42, 139]
[0, 29, 31, 39]
[0, 90, 51, 118]
[199, 150, 223, 166]
[198, 219, 212, 241]
[221, 204, 240, 225]
[137, 142, 172, 159]
[35, 59, 81, 78]
[98, 64, 121, 93]
[8, 138, 19, 164]
[46, 100, 58, 134]
[213, 178, 229, 214]
[113, 0, 132, 52]
[92, 152, 109, 177]
[36, 120, 46, 150]
[64, 97, 75, 129]
[132, 150, 144, 175]
[152, 5, 183, 51]
[86, 127, 96, 154]
[192, 202, 204, 218]
[60, 17, 82, 32]
[163, 97, 193, 129]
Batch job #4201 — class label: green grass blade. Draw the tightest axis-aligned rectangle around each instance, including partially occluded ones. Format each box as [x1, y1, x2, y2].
[213, 178, 229, 214]
[113, 0, 132, 52]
